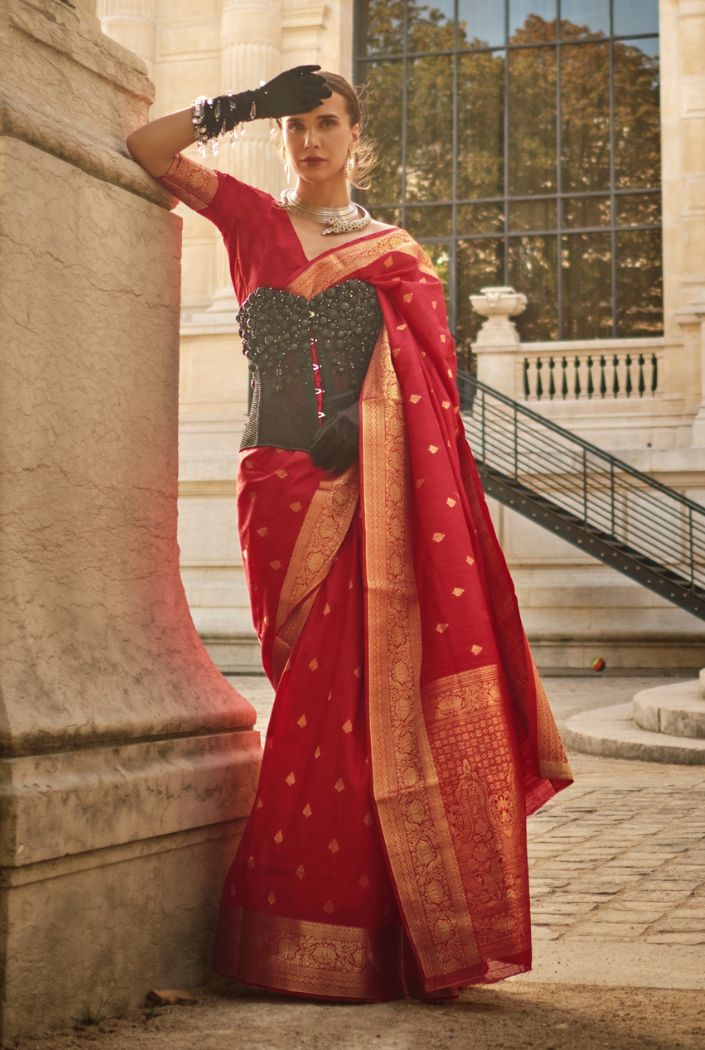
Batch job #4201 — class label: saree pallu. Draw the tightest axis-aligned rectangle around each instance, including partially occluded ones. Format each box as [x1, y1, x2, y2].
[211, 229, 574, 1000]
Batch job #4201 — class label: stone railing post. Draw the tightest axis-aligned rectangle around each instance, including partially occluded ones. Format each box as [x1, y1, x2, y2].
[469, 286, 527, 397]
[0, 1, 260, 1041]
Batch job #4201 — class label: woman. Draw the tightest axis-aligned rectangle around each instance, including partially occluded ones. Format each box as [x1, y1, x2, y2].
[126, 65, 574, 1004]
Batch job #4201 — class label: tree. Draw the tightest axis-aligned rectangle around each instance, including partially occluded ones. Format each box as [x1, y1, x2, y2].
[355, 2, 662, 353]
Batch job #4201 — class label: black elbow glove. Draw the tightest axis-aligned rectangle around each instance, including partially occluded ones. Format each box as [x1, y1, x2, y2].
[309, 402, 360, 476]
[193, 65, 332, 148]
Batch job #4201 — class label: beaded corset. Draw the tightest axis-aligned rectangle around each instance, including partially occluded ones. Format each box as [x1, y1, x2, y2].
[238, 279, 383, 452]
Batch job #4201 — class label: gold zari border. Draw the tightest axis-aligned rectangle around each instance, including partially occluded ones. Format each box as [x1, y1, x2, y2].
[288, 229, 438, 300]
[214, 906, 405, 1000]
[532, 659, 574, 780]
[271, 464, 360, 682]
[360, 327, 481, 982]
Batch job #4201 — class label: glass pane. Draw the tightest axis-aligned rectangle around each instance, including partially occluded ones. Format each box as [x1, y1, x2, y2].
[508, 47, 557, 195]
[457, 51, 505, 198]
[509, 198, 557, 231]
[408, 0, 456, 53]
[626, 36, 659, 57]
[370, 205, 402, 226]
[563, 195, 611, 227]
[614, 38, 660, 188]
[457, 202, 504, 233]
[458, 0, 505, 48]
[509, 1, 558, 42]
[508, 235, 558, 340]
[422, 242, 453, 297]
[561, 42, 610, 192]
[405, 205, 453, 238]
[614, 0, 659, 37]
[616, 229, 663, 336]
[560, 0, 610, 39]
[406, 55, 454, 200]
[456, 238, 504, 346]
[561, 232, 612, 338]
[360, 61, 404, 204]
[355, 0, 405, 57]
[616, 192, 661, 227]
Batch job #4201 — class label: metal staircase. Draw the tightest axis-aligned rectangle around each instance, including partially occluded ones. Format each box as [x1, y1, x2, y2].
[456, 371, 705, 622]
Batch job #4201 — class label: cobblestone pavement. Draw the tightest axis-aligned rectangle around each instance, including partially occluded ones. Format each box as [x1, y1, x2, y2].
[527, 752, 705, 951]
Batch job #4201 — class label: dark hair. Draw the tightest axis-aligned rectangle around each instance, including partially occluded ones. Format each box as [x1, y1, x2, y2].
[276, 70, 379, 190]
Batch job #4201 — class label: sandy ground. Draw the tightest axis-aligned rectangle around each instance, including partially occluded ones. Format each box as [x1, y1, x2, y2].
[6, 977, 704, 1050]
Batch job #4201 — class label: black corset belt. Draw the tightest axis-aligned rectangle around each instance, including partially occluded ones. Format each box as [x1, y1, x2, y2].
[237, 279, 383, 453]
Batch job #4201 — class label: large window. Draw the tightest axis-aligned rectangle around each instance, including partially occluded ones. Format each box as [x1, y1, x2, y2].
[353, 1, 662, 360]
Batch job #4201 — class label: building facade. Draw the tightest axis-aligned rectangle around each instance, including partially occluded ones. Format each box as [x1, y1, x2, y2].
[101, 0, 705, 668]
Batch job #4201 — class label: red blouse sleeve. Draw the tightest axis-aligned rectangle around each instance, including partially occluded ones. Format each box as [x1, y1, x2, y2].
[154, 151, 272, 239]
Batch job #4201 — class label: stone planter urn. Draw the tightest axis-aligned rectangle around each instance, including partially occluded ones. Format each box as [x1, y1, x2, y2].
[469, 286, 527, 346]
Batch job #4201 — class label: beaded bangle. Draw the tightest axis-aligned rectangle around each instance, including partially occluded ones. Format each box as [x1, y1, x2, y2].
[191, 91, 259, 158]
[191, 94, 210, 157]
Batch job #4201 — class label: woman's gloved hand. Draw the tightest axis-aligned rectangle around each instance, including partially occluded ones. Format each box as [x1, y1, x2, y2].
[195, 66, 332, 144]
[309, 402, 360, 476]
[251, 65, 332, 119]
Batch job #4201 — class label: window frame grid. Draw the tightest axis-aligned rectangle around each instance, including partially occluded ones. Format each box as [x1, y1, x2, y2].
[353, 0, 662, 344]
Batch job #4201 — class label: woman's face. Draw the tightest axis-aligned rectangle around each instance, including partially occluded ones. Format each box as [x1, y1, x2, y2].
[281, 90, 360, 184]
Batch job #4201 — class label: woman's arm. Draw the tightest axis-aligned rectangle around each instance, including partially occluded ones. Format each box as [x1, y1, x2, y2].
[126, 108, 196, 177]
[126, 66, 330, 178]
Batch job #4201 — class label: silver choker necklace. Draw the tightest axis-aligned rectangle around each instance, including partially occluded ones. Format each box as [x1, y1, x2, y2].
[275, 188, 371, 236]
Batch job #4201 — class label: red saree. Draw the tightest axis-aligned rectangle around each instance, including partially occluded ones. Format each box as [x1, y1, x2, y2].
[209, 226, 574, 1000]
[155, 150, 573, 1000]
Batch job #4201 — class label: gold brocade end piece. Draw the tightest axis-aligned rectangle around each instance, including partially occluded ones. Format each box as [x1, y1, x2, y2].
[212, 906, 406, 1001]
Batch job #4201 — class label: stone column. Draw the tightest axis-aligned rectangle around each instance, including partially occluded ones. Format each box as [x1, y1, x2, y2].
[659, 0, 705, 436]
[469, 285, 527, 397]
[0, 1, 259, 1041]
[207, 0, 284, 315]
[679, 298, 705, 444]
[98, 1, 158, 81]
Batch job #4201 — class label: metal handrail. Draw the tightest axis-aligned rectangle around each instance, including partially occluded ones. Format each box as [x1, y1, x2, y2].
[470, 402, 704, 553]
[457, 371, 705, 608]
[458, 373, 705, 514]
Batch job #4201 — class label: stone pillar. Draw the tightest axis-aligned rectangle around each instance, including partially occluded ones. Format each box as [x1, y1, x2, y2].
[207, 0, 284, 315]
[679, 298, 705, 444]
[469, 285, 527, 397]
[98, 1, 158, 81]
[659, 0, 705, 434]
[0, 1, 260, 1041]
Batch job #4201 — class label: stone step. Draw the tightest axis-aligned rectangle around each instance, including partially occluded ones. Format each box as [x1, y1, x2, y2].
[561, 701, 705, 765]
[633, 679, 705, 738]
[201, 634, 263, 675]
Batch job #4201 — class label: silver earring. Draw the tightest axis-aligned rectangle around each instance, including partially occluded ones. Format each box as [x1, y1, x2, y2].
[284, 159, 290, 181]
